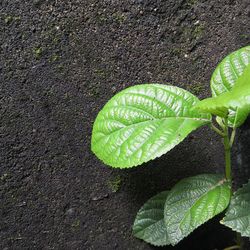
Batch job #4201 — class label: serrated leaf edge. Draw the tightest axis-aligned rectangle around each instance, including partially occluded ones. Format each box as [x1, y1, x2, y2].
[220, 180, 250, 237]
[92, 115, 211, 169]
[165, 176, 231, 246]
[132, 191, 170, 246]
[210, 46, 250, 127]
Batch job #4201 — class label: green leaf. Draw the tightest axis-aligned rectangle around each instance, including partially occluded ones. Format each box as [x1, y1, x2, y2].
[210, 46, 250, 127]
[195, 63, 250, 127]
[91, 84, 211, 168]
[164, 174, 231, 246]
[221, 180, 250, 237]
[132, 191, 170, 246]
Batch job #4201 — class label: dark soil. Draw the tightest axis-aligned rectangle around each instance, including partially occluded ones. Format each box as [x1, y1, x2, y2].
[1, 0, 250, 249]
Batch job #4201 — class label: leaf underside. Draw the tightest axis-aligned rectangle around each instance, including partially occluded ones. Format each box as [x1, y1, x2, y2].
[91, 84, 211, 168]
[195, 63, 250, 126]
[164, 174, 231, 246]
[210, 46, 250, 127]
[222, 181, 250, 237]
[132, 191, 170, 246]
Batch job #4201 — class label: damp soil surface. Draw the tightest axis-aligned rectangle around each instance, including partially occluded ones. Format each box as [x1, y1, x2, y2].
[1, 0, 250, 249]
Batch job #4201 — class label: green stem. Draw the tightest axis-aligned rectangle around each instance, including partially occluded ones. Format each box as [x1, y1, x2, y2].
[224, 135, 231, 181]
[223, 245, 240, 250]
[222, 120, 242, 249]
[230, 128, 236, 147]
[223, 119, 232, 181]
[236, 232, 243, 250]
[213, 119, 241, 249]
[211, 123, 225, 137]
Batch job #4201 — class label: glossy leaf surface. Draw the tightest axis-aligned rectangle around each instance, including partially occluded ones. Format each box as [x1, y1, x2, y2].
[133, 191, 170, 246]
[210, 46, 250, 127]
[195, 64, 250, 126]
[164, 174, 231, 246]
[91, 84, 211, 168]
[222, 181, 250, 237]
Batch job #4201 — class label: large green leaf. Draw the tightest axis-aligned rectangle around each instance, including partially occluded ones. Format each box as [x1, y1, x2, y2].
[221, 181, 250, 237]
[194, 64, 250, 126]
[164, 174, 231, 246]
[91, 84, 211, 168]
[132, 191, 170, 246]
[210, 46, 250, 127]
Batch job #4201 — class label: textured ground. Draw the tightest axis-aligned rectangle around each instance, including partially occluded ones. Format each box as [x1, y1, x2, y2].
[1, 0, 250, 249]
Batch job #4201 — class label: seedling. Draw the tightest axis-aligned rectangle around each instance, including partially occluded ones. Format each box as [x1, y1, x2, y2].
[91, 46, 250, 249]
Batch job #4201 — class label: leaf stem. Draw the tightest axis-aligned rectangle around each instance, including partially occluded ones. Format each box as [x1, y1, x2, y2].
[236, 232, 243, 250]
[223, 245, 240, 250]
[211, 123, 225, 137]
[230, 128, 236, 147]
[222, 119, 232, 181]
[222, 121, 242, 249]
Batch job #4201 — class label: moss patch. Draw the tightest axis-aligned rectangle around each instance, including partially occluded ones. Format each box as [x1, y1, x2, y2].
[34, 47, 43, 59]
[187, 82, 205, 95]
[193, 24, 205, 39]
[4, 15, 20, 24]
[187, 0, 198, 6]
[107, 175, 122, 193]
[71, 219, 80, 227]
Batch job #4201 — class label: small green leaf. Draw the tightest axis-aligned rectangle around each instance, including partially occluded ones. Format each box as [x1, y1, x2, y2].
[221, 181, 250, 237]
[133, 191, 170, 246]
[195, 64, 250, 127]
[164, 174, 231, 246]
[210, 46, 250, 127]
[91, 84, 211, 168]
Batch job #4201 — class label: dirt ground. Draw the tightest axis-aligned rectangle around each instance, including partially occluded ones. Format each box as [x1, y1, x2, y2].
[1, 0, 250, 249]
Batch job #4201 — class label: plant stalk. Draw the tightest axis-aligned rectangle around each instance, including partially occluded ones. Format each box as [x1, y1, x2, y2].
[236, 232, 243, 250]
[223, 119, 232, 181]
[223, 245, 240, 250]
[211, 123, 225, 137]
[224, 135, 231, 181]
[230, 128, 236, 147]
[222, 120, 242, 249]
[211, 119, 241, 249]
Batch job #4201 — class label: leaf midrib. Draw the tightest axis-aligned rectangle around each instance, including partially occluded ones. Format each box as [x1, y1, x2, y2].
[95, 116, 211, 139]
